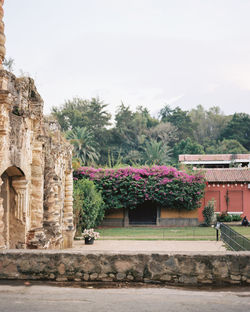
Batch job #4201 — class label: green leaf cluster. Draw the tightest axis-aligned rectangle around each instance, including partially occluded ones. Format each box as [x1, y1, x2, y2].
[202, 200, 215, 226]
[73, 179, 105, 234]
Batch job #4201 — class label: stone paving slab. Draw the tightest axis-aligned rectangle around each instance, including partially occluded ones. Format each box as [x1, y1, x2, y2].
[72, 240, 227, 253]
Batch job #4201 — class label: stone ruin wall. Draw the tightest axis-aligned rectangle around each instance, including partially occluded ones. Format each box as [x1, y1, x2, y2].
[0, 69, 74, 249]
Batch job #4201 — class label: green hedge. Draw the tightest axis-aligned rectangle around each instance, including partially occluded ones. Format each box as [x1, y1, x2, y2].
[217, 213, 242, 222]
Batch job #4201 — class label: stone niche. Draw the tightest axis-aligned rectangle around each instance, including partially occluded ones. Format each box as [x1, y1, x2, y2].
[0, 69, 74, 249]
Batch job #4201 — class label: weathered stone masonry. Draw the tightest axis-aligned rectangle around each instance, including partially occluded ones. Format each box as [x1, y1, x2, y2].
[0, 71, 74, 249]
[0, 250, 249, 286]
[0, 1, 74, 249]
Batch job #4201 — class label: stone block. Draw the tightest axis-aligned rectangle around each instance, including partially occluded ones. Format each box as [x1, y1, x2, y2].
[160, 274, 172, 281]
[127, 274, 134, 281]
[58, 263, 65, 275]
[115, 260, 132, 273]
[230, 275, 241, 281]
[83, 273, 89, 281]
[116, 273, 126, 280]
[178, 275, 198, 285]
[90, 273, 98, 280]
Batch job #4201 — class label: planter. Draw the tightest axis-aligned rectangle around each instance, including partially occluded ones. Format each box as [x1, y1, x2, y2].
[85, 237, 94, 245]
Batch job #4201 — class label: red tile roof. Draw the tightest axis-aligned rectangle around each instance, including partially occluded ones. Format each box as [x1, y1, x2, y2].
[203, 168, 250, 182]
[179, 154, 250, 162]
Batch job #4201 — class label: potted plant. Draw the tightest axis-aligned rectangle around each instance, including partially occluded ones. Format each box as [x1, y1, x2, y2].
[82, 228, 100, 245]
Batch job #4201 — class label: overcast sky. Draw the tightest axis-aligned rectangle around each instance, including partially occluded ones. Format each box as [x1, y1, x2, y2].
[4, 0, 250, 117]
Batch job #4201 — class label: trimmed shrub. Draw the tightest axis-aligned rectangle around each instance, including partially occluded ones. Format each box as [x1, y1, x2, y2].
[217, 213, 226, 222]
[217, 213, 242, 222]
[202, 200, 215, 226]
[73, 178, 105, 235]
[232, 214, 242, 222]
[224, 214, 233, 222]
[74, 166, 206, 212]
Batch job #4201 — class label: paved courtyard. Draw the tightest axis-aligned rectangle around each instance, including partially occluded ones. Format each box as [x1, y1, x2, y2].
[72, 240, 227, 253]
[0, 284, 249, 312]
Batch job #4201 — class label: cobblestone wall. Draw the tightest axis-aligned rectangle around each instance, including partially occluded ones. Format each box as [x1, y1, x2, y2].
[0, 250, 249, 286]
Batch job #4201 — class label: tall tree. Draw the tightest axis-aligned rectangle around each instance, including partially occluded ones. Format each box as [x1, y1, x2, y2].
[188, 104, 207, 144]
[85, 97, 112, 131]
[159, 105, 194, 140]
[219, 113, 250, 150]
[66, 127, 100, 165]
[52, 97, 111, 132]
[113, 104, 137, 152]
[206, 106, 230, 141]
[189, 105, 229, 145]
[173, 137, 205, 163]
[52, 97, 112, 165]
[206, 139, 248, 154]
[143, 139, 172, 165]
[111, 104, 158, 164]
[148, 122, 178, 147]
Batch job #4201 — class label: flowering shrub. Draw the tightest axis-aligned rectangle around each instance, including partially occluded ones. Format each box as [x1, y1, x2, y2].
[74, 166, 206, 211]
[82, 228, 100, 240]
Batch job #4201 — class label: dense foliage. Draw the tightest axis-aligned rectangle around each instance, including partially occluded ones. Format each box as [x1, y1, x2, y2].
[219, 113, 250, 151]
[52, 98, 249, 167]
[202, 200, 215, 226]
[74, 166, 206, 211]
[216, 213, 242, 222]
[73, 179, 105, 234]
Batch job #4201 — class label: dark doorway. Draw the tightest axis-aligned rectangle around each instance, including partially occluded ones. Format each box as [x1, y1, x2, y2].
[129, 201, 157, 225]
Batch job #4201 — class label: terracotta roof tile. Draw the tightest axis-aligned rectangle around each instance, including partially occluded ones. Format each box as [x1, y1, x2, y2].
[203, 168, 250, 182]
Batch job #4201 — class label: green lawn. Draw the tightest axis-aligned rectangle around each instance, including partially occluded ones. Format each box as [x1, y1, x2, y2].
[97, 226, 217, 241]
[231, 226, 250, 239]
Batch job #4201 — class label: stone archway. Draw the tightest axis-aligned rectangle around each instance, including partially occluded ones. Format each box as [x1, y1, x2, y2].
[0, 166, 28, 249]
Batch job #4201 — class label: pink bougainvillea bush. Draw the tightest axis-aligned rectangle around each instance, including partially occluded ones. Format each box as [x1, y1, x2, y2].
[74, 166, 206, 211]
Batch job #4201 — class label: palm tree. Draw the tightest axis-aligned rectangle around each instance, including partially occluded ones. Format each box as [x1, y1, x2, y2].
[143, 139, 172, 165]
[66, 127, 100, 165]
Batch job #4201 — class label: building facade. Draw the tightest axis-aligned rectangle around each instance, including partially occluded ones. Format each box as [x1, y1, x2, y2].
[199, 168, 250, 222]
[179, 154, 250, 222]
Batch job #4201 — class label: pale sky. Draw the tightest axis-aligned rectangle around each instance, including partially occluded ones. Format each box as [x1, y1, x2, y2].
[4, 0, 250, 117]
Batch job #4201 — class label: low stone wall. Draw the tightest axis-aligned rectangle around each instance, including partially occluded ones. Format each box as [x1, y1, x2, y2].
[0, 250, 249, 286]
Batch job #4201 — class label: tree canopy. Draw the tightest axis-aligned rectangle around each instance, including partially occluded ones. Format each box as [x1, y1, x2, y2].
[51, 99, 249, 167]
[219, 113, 250, 150]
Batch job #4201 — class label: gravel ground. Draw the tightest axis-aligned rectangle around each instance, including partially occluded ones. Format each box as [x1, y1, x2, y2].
[72, 240, 227, 253]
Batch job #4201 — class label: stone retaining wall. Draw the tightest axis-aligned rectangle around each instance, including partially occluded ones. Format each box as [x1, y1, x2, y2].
[0, 250, 249, 286]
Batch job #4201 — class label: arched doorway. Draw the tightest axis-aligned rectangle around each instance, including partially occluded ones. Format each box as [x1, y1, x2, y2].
[0, 166, 28, 248]
[129, 201, 157, 225]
